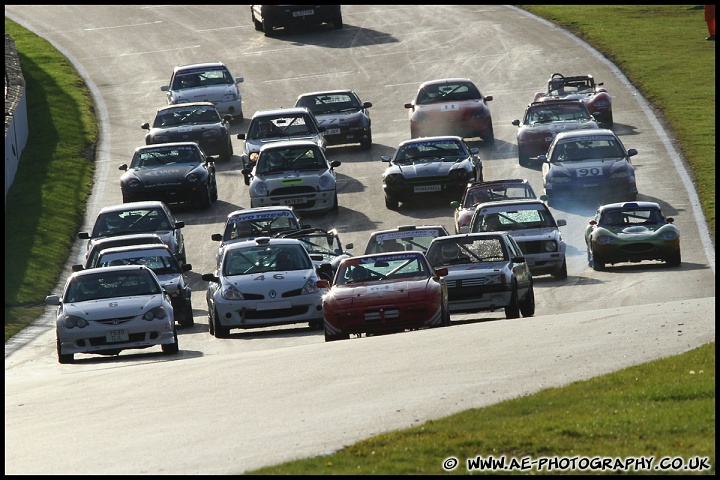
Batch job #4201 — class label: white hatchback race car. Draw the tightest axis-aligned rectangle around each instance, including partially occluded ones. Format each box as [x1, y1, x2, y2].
[201, 237, 326, 337]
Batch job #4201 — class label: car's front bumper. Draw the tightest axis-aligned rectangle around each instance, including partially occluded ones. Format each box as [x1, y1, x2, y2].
[592, 240, 680, 264]
[444, 282, 514, 313]
[58, 318, 176, 355]
[324, 301, 444, 336]
[213, 294, 324, 329]
[250, 189, 336, 213]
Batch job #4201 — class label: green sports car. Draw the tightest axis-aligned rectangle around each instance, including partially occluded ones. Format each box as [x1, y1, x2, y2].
[584, 201, 680, 271]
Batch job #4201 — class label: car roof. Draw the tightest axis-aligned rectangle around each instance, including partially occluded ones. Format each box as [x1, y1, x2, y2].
[398, 136, 464, 148]
[419, 78, 474, 87]
[70, 264, 156, 279]
[369, 225, 449, 237]
[96, 243, 173, 256]
[88, 233, 164, 246]
[250, 107, 312, 118]
[297, 89, 357, 98]
[133, 142, 203, 152]
[173, 62, 226, 72]
[554, 128, 616, 140]
[475, 199, 547, 209]
[97, 201, 168, 214]
[259, 139, 322, 152]
[598, 201, 661, 211]
[223, 236, 306, 251]
[156, 102, 216, 112]
[527, 99, 585, 108]
[225, 206, 298, 220]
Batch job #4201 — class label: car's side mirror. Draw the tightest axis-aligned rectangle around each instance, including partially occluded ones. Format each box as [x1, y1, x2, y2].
[237, 133, 246, 140]
[363, 102, 372, 109]
[78, 232, 90, 240]
[627, 148, 638, 157]
[45, 295, 61, 305]
[538, 155, 548, 163]
[435, 267, 448, 277]
[71, 264, 84, 272]
[211, 233, 223, 242]
[235, 77, 244, 84]
[316, 279, 330, 290]
[511, 256, 526, 264]
[174, 221, 185, 229]
[484, 95, 493, 102]
[182, 264, 192, 272]
[450, 201, 460, 209]
[512, 119, 520, 126]
[141, 122, 150, 130]
[458, 226, 470, 234]
[201, 273, 220, 283]
[318, 126, 326, 133]
[119, 164, 128, 171]
[556, 219, 567, 227]
[330, 160, 341, 168]
[403, 103, 413, 109]
[223, 114, 232, 123]
[381, 156, 391, 163]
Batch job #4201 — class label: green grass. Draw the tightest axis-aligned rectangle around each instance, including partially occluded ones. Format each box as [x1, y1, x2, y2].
[4, 17, 97, 341]
[4, 6, 715, 475]
[249, 342, 715, 475]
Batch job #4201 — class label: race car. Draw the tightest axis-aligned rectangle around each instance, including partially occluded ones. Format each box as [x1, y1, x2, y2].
[533, 73, 613, 128]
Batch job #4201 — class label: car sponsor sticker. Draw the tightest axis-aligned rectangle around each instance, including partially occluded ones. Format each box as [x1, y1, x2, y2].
[228, 210, 293, 223]
[376, 230, 442, 241]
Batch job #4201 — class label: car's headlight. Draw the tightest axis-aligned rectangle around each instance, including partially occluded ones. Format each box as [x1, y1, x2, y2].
[175, 99, 190, 104]
[448, 168, 469, 181]
[62, 315, 88, 328]
[222, 93, 238, 102]
[221, 284, 244, 300]
[152, 134, 170, 143]
[483, 274, 502, 285]
[596, 235, 616, 245]
[593, 99, 610, 108]
[249, 152, 260, 163]
[202, 129, 221, 139]
[186, 173, 200, 183]
[610, 170, 631, 178]
[318, 173, 335, 190]
[384, 174, 404, 185]
[253, 181, 268, 196]
[543, 240, 558, 252]
[658, 230, 679, 241]
[471, 108, 488, 119]
[301, 277, 320, 295]
[126, 178, 141, 189]
[143, 305, 168, 321]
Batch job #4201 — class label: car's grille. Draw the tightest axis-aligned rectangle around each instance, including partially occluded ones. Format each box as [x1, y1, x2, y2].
[242, 293, 264, 300]
[282, 288, 303, 298]
[246, 305, 309, 319]
[621, 243, 656, 253]
[88, 332, 147, 346]
[364, 309, 400, 322]
[445, 278, 491, 288]
[515, 240, 543, 254]
[96, 316, 135, 325]
[270, 185, 317, 196]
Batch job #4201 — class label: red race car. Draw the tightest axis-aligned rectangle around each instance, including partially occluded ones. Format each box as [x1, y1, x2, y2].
[404, 78, 494, 144]
[532, 73, 613, 128]
[320, 251, 449, 341]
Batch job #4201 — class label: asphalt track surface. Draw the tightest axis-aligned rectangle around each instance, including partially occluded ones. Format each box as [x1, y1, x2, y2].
[5, 5, 715, 474]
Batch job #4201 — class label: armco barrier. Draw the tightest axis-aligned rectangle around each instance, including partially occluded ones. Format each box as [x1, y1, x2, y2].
[5, 33, 29, 208]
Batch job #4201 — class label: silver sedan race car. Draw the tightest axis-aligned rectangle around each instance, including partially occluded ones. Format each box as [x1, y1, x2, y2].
[201, 237, 326, 337]
[141, 102, 233, 161]
[46, 265, 179, 364]
[426, 232, 535, 319]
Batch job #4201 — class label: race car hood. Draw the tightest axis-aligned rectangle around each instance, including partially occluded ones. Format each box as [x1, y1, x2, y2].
[225, 270, 314, 295]
[390, 159, 469, 178]
[245, 135, 323, 154]
[315, 110, 366, 128]
[443, 260, 508, 277]
[521, 120, 598, 137]
[130, 164, 199, 184]
[506, 226, 561, 242]
[66, 295, 164, 319]
[598, 224, 668, 237]
[549, 157, 629, 175]
[155, 273, 184, 295]
[174, 84, 236, 104]
[415, 99, 484, 119]
[328, 278, 431, 306]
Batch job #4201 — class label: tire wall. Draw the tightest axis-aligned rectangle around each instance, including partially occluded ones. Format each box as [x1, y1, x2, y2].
[4, 33, 29, 209]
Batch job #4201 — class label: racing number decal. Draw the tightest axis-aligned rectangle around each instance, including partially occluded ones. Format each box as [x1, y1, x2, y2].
[577, 167, 602, 177]
[253, 274, 285, 281]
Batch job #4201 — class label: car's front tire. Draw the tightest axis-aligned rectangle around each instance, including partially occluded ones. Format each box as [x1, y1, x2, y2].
[385, 195, 399, 210]
[57, 338, 74, 364]
[180, 304, 194, 327]
[552, 258, 568, 280]
[212, 309, 231, 338]
[481, 125, 495, 145]
[161, 328, 179, 354]
[666, 250, 681, 267]
[219, 138, 233, 162]
[591, 249, 606, 271]
[504, 282, 521, 319]
[520, 284, 535, 317]
[518, 146, 531, 167]
[324, 328, 349, 342]
[197, 184, 213, 209]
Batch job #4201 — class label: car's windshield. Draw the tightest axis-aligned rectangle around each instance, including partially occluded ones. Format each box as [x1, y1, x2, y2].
[95, 249, 181, 274]
[223, 212, 300, 241]
[153, 106, 220, 127]
[256, 146, 326, 174]
[599, 208, 664, 227]
[366, 229, 444, 254]
[130, 144, 202, 169]
[551, 138, 624, 162]
[525, 104, 592, 125]
[297, 93, 361, 115]
[416, 82, 481, 105]
[335, 253, 430, 285]
[472, 206, 555, 232]
[223, 244, 312, 276]
[171, 67, 233, 90]
[92, 208, 171, 238]
[395, 140, 466, 164]
[293, 234, 344, 256]
[463, 185, 535, 208]
[65, 270, 161, 302]
[427, 237, 508, 267]
[248, 115, 314, 140]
